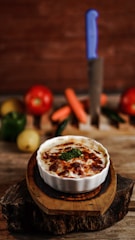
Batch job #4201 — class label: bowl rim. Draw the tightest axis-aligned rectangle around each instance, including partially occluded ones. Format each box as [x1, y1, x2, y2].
[36, 135, 110, 181]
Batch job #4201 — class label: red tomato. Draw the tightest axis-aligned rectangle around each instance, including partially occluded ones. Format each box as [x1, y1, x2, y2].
[24, 85, 53, 115]
[119, 88, 135, 116]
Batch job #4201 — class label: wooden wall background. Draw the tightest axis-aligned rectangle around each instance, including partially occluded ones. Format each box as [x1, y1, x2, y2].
[0, 0, 135, 95]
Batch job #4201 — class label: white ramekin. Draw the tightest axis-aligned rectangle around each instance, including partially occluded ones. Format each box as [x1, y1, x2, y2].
[36, 135, 110, 193]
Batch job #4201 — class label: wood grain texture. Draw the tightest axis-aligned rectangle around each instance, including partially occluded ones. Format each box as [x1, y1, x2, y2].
[0, 135, 135, 239]
[0, 0, 135, 94]
[26, 152, 116, 216]
[0, 175, 134, 235]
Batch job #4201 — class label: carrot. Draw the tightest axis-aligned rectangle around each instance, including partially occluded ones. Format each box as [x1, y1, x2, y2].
[99, 93, 108, 107]
[51, 105, 71, 122]
[65, 88, 87, 123]
[51, 92, 108, 122]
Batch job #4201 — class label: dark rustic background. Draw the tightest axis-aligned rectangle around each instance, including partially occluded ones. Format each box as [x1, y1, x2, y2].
[0, 0, 135, 95]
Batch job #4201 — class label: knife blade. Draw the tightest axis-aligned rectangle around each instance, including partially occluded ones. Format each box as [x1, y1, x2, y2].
[85, 9, 103, 127]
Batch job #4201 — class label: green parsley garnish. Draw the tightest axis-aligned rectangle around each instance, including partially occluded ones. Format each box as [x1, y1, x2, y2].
[60, 148, 82, 161]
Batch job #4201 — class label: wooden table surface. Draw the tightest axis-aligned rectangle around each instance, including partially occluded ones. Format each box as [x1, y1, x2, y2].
[0, 96, 135, 240]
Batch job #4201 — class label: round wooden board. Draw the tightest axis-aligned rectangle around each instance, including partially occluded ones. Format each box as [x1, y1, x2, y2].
[26, 151, 117, 216]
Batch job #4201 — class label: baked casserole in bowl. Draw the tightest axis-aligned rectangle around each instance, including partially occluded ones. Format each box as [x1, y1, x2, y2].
[36, 135, 110, 193]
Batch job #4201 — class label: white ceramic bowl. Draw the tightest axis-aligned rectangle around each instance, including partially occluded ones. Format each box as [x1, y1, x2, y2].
[36, 135, 110, 193]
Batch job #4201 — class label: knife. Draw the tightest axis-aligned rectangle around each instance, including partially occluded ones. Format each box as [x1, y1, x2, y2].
[85, 9, 103, 127]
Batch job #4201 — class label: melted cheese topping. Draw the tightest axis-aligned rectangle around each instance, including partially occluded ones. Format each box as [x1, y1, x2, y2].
[39, 141, 107, 178]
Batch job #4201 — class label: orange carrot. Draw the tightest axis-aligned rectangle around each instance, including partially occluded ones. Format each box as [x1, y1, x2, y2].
[51, 92, 108, 122]
[99, 93, 108, 106]
[65, 88, 87, 123]
[51, 105, 71, 122]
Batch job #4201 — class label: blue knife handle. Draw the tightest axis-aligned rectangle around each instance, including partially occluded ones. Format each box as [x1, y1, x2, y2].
[85, 9, 98, 59]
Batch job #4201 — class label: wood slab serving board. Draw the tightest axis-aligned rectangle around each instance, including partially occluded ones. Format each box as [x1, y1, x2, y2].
[26, 151, 117, 216]
[1, 174, 133, 235]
